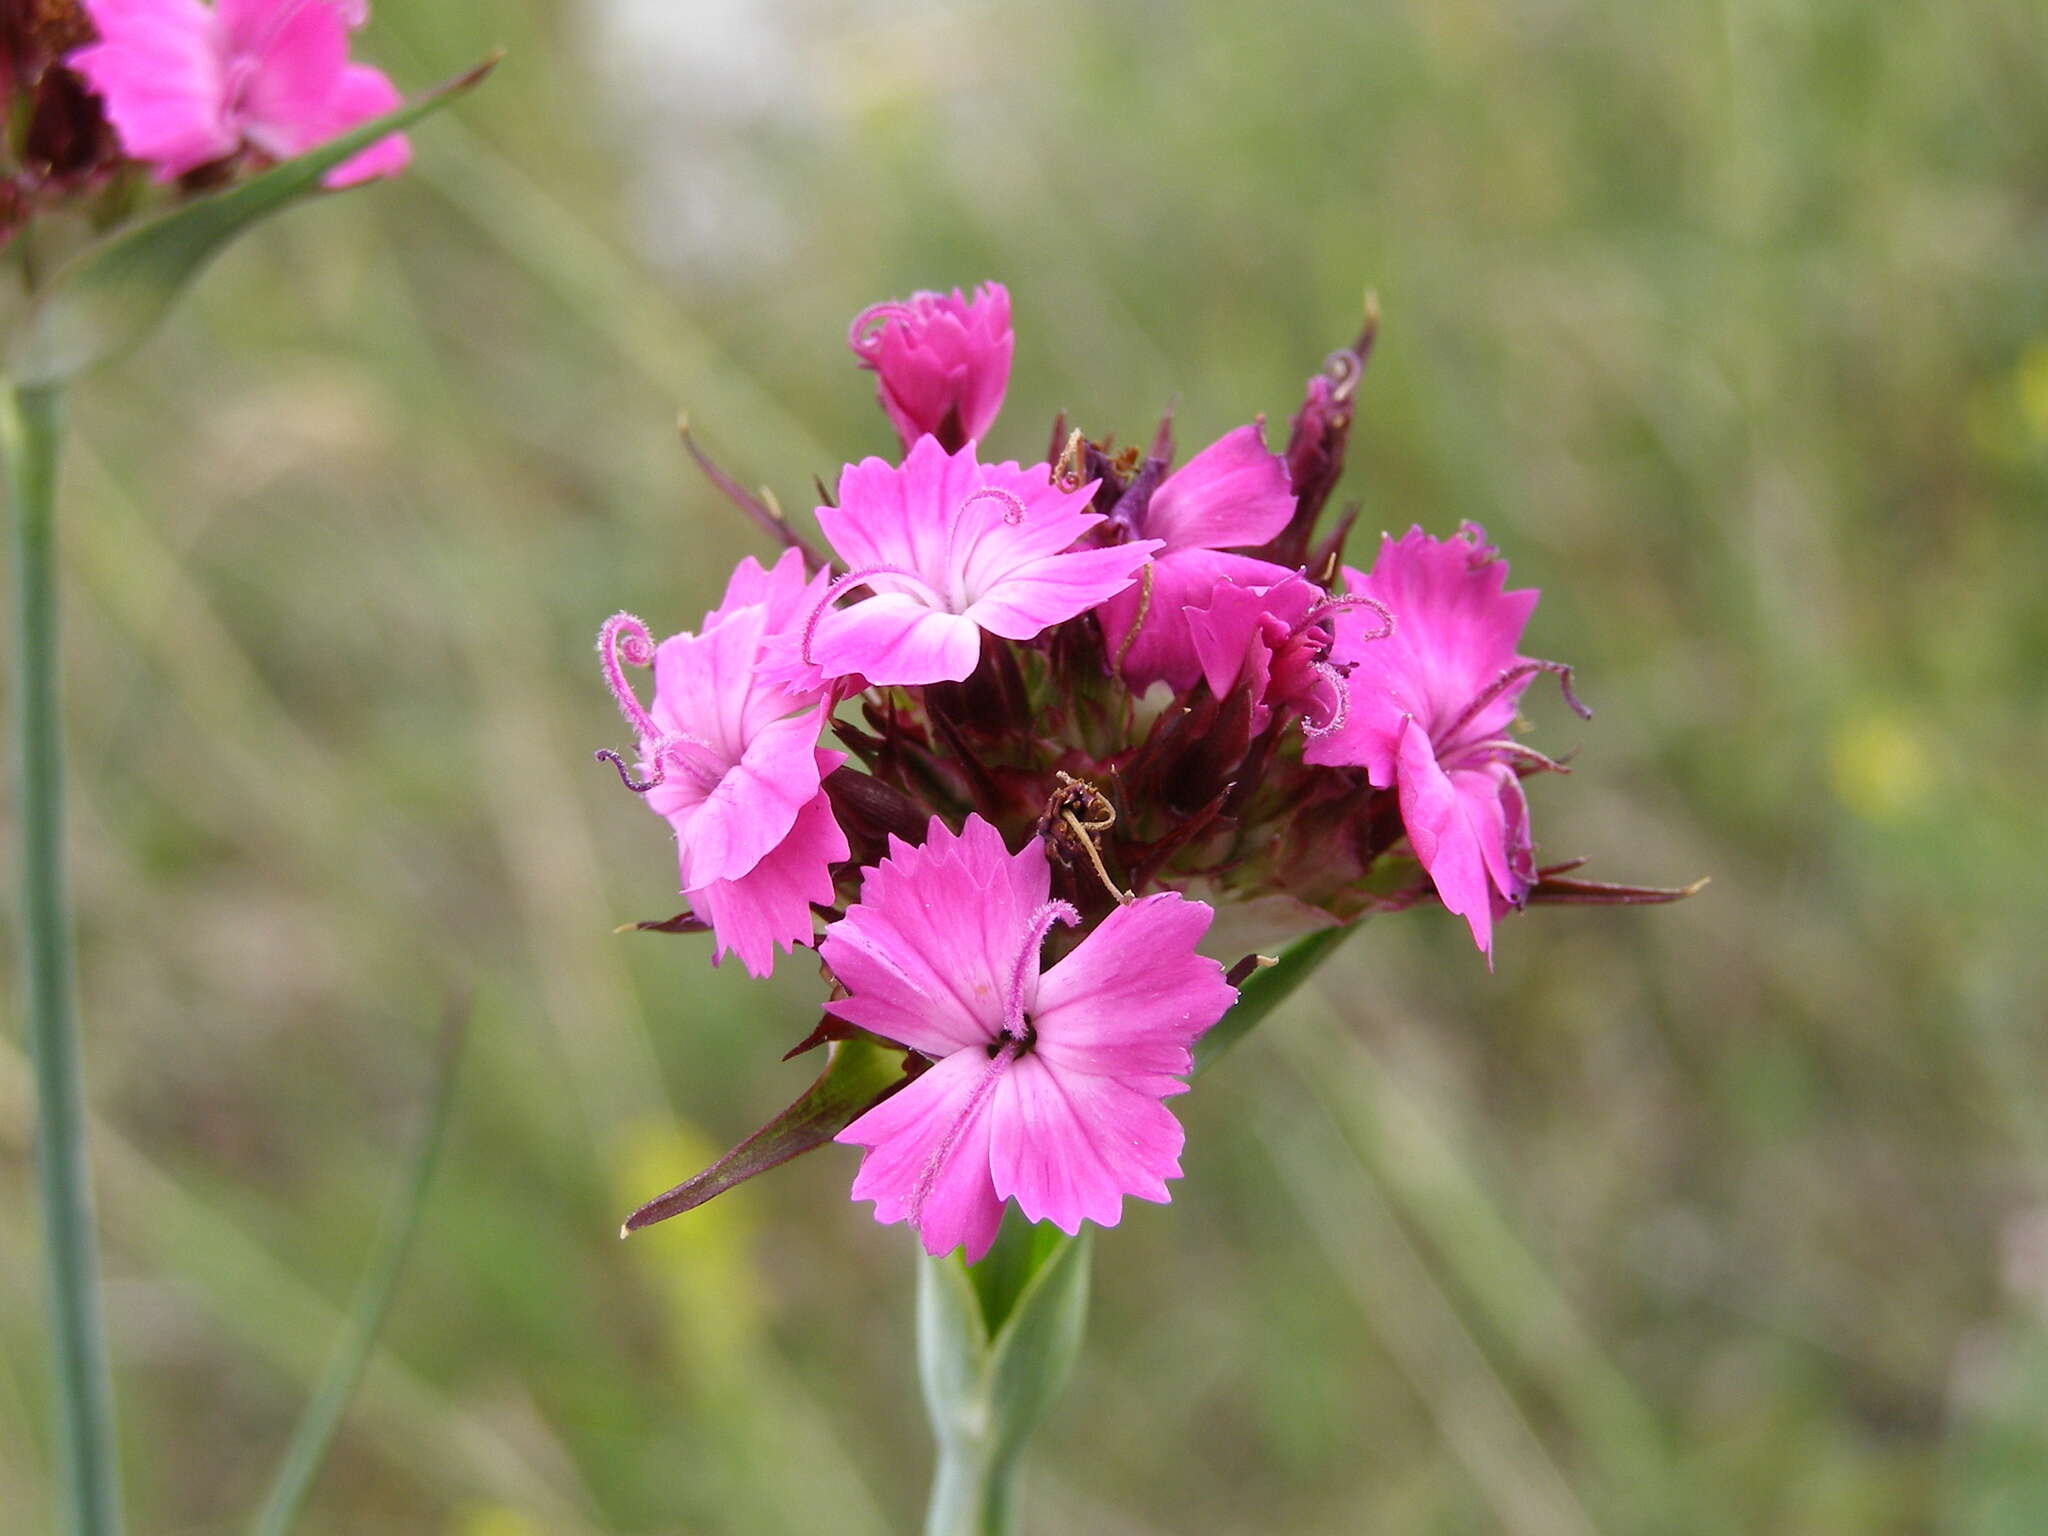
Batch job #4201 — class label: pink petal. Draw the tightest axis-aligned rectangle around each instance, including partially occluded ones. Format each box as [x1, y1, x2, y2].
[815, 435, 981, 583]
[1032, 892, 1236, 1084]
[1141, 422, 1296, 553]
[708, 547, 822, 638]
[315, 65, 409, 188]
[988, 1055, 1186, 1233]
[688, 775, 848, 978]
[226, 0, 350, 159]
[70, 0, 237, 180]
[809, 594, 982, 687]
[820, 816, 1050, 1058]
[837, 1048, 1007, 1261]
[1097, 548, 1294, 693]
[963, 540, 1158, 643]
[1392, 717, 1515, 959]
[674, 704, 828, 891]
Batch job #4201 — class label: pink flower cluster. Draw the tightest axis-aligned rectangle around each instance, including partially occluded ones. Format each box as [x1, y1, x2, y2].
[600, 284, 1639, 1260]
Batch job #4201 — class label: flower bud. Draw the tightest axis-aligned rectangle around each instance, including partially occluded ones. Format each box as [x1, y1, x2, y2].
[848, 283, 1014, 453]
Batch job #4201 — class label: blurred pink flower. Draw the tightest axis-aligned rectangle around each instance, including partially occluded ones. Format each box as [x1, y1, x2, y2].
[1096, 422, 1297, 691]
[69, 0, 409, 188]
[805, 435, 1158, 687]
[1307, 525, 1584, 958]
[848, 283, 1014, 453]
[598, 551, 848, 978]
[826, 816, 1235, 1261]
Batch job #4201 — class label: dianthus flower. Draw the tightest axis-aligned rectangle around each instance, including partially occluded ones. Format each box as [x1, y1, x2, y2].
[804, 434, 1158, 687]
[600, 285, 1691, 1269]
[848, 282, 1013, 454]
[824, 817, 1235, 1261]
[598, 550, 849, 978]
[68, 0, 409, 188]
[1306, 525, 1588, 958]
[1182, 567, 1354, 735]
[1095, 422, 1299, 691]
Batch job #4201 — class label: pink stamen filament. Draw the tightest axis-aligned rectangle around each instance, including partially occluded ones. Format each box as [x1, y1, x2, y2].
[906, 1041, 1017, 1231]
[1300, 659, 1350, 739]
[598, 612, 660, 739]
[799, 564, 951, 666]
[940, 485, 1032, 599]
[1448, 738, 1574, 775]
[1438, 658, 1591, 751]
[1308, 592, 1395, 644]
[847, 302, 919, 360]
[1005, 900, 1080, 1042]
[593, 728, 720, 796]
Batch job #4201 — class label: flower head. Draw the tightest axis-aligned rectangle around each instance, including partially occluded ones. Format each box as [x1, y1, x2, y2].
[1307, 525, 1585, 957]
[805, 435, 1158, 687]
[1096, 422, 1298, 691]
[598, 550, 848, 978]
[849, 283, 1013, 453]
[827, 816, 1235, 1260]
[69, 0, 409, 188]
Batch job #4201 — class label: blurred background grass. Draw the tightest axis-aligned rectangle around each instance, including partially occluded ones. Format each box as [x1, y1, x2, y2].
[4, 0, 2047, 1530]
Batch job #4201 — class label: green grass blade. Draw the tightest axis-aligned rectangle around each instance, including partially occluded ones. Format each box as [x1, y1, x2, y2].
[246, 1004, 468, 1536]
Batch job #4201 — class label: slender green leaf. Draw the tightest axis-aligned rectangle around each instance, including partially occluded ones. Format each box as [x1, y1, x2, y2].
[982, 1230, 1091, 1469]
[918, 1232, 1092, 1536]
[7, 56, 498, 386]
[247, 1003, 468, 1536]
[966, 1210, 1069, 1339]
[620, 1035, 911, 1233]
[1192, 920, 1362, 1075]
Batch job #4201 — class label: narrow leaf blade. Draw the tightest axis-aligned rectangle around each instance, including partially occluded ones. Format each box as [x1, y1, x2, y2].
[620, 1035, 910, 1233]
[984, 1229, 1091, 1466]
[1193, 920, 1362, 1075]
[247, 1002, 468, 1536]
[8, 55, 498, 385]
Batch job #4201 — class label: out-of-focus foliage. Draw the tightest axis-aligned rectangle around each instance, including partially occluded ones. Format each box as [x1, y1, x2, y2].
[2, 0, 2044, 1531]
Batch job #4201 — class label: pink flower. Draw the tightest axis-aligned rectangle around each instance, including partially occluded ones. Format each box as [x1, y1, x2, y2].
[804, 435, 1158, 687]
[69, 0, 409, 188]
[826, 816, 1236, 1260]
[848, 283, 1013, 453]
[598, 550, 849, 978]
[1095, 422, 1299, 691]
[1182, 567, 1351, 734]
[1305, 525, 1586, 958]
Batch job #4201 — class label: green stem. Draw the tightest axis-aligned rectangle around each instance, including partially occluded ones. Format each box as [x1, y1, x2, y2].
[923, 1431, 1017, 1536]
[7, 380, 124, 1536]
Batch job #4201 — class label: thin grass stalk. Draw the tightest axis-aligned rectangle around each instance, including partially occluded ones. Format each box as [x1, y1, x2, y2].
[7, 379, 124, 1536]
